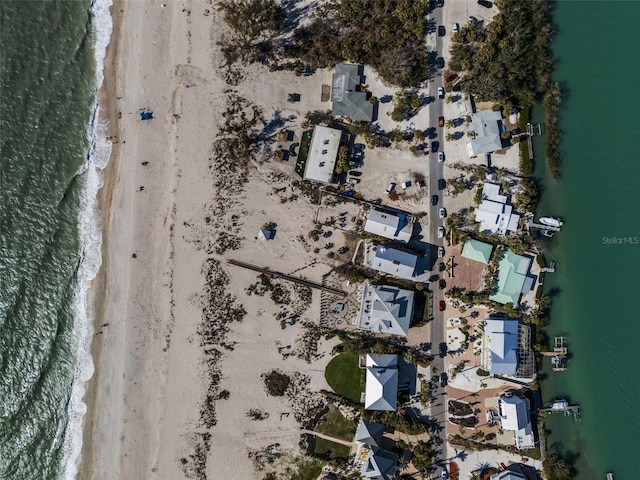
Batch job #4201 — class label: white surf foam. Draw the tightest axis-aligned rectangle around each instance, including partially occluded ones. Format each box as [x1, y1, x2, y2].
[61, 0, 113, 478]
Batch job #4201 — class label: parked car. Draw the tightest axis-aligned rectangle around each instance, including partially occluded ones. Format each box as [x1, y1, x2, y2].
[417, 180, 427, 188]
[385, 182, 396, 194]
[347, 177, 360, 184]
[439, 278, 446, 290]
[438, 25, 446, 36]
[349, 170, 362, 176]
[438, 151, 445, 162]
[439, 207, 446, 219]
[439, 342, 448, 357]
[439, 301, 446, 313]
[438, 246, 444, 258]
[445, 73, 459, 83]
[440, 372, 448, 387]
[468, 15, 479, 24]
[431, 141, 439, 152]
[436, 57, 445, 69]
[437, 87, 445, 99]
[431, 194, 438, 206]
[401, 181, 412, 189]
[438, 178, 446, 190]
[478, 0, 492, 8]
[438, 226, 445, 238]
[437, 0, 444, 6]
[438, 116, 444, 127]
[451, 22, 459, 32]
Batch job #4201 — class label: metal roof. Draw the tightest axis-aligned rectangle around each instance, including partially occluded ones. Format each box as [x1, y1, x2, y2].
[364, 209, 413, 243]
[461, 239, 494, 264]
[368, 246, 417, 280]
[303, 125, 342, 183]
[489, 249, 533, 305]
[331, 64, 374, 122]
[358, 284, 414, 337]
[467, 110, 503, 156]
[485, 318, 519, 375]
[365, 354, 398, 411]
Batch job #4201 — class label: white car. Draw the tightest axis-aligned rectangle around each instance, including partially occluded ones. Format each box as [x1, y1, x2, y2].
[437, 87, 445, 99]
[385, 182, 396, 194]
[438, 246, 445, 258]
[438, 152, 445, 162]
[452, 22, 459, 32]
[439, 208, 446, 219]
[438, 226, 445, 238]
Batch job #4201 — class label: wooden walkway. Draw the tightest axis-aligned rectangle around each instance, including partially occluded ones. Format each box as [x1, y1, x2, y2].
[227, 259, 348, 297]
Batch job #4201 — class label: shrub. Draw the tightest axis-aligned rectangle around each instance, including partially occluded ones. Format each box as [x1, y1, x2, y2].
[262, 370, 291, 396]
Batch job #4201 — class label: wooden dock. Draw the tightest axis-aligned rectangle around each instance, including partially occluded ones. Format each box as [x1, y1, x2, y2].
[541, 399, 581, 421]
[226, 259, 348, 297]
[540, 336, 568, 371]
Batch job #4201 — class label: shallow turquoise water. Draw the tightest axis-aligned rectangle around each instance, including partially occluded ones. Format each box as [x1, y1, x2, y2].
[536, 1, 640, 478]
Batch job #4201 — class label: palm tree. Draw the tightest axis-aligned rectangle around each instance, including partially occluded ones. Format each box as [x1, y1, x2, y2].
[445, 119, 455, 129]
[445, 133, 454, 142]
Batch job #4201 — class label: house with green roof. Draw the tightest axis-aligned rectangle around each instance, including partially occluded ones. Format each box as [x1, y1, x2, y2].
[490, 249, 535, 305]
[461, 239, 494, 264]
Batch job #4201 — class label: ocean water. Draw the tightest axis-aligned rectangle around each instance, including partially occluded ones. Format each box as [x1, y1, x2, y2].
[0, 1, 112, 479]
[535, 1, 640, 478]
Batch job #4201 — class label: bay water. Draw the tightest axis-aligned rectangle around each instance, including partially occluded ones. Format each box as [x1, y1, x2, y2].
[0, 1, 112, 478]
[535, 1, 640, 478]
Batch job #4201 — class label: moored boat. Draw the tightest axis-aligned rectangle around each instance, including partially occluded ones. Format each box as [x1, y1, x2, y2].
[539, 216, 563, 227]
[541, 229, 555, 237]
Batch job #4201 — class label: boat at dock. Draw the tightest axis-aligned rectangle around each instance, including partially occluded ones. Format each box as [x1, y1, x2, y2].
[539, 216, 564, 227]
[541, 229, 555, 237]
[607, 473, 614, 480]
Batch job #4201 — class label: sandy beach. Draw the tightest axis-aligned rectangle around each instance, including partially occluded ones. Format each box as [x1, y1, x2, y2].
[81, 1, 345, 478]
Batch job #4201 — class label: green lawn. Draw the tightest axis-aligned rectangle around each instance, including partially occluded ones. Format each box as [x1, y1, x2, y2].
[294, 129, 313, 177]
[324, 351, 364, 403]
[314, 406, 356, 460]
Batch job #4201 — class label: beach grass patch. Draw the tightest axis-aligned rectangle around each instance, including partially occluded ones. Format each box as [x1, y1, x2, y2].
[313, 407, 355, 460]
[291, 457, 325, 480]
[324, 351, 364, 403]
[294, 129, 312, 177]
[262, 370, 291, 396]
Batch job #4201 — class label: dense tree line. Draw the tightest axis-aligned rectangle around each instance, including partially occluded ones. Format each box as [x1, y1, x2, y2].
[288, 0, 431, 87]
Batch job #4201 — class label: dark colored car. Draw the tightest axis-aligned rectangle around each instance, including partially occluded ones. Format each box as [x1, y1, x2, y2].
[349, 170, 362, 177]
[437, 179, 446, 190]
[439, 300, 446, 311]
[439, 342, 448, 358]
[440, 373, 448, 387]
[431, 194, 438, 206]
[438, 116, 445, 128]
[445, 73, 459, 83]
[438, 25, 446, 36]
[436, 57, 445, 69]
[478, 0, 492, 8]
[439, 279, 446, 290]
[437, 0, 444, 6]
[431, 141, 439, 152]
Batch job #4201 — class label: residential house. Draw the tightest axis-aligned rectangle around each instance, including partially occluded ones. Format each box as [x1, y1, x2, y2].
[467, 110, 504, 157]
[364, 209, 414, 243]
[498, 394, 535, 450]
[483, 318, 519, 375]
[358, 284, 414, 337]
[368, 245, 417, 280]
[475, 182, 521, 236]
[489, 249, 535, 305]
[363, 354, 398, 411]
[331, 64, 374, 122]
[461, 239, 494, 264]
[303, 125, 342, 183]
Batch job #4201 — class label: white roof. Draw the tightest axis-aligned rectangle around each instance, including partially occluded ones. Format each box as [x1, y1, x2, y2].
[303, 125, 341, 183]
[482, 182, 507, 203]
[485, 318, 519, 375]
[491, 472, 527, 480]
[468, 110, 503, 157]
[499, 395, 534, 449]
[358, 284, 414, 336]
[475, 200, 519, 236]
[368, 246, 417, 280]
[365, 354, 398, 411]
[364, 209, 413, 243]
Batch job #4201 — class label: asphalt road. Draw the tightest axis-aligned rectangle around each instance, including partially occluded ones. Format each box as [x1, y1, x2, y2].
[426, 4, 449, 477]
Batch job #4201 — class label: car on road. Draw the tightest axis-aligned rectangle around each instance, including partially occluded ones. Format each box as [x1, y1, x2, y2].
[438, 151, 445, 162]
[439, 207, 446, 219]
[431, 194, 438, 206]
[385, 182, 396, 194]
[439, 342, 448, 358]
[436, 0, 444, 6]
[349, 170, 362, 176]
[431, 141, 439, 152]
[451, 22, 459, 33]
[439, 278, 446, 290]
[438, 116, 444, 127]
[439, 300, 446, 312]
[438, 226, 445, 238]
[437, 86, 445, 99]
[438, 25, 445, 36]
[347, 177, 360, 184]
[436, 57, 445, 69]
[440, 373, 448, 386]
[438, 178, 446, 190]
[478, 0, 492, 8]
[438, 246, 444, 258]
[469, 15, 479, 24]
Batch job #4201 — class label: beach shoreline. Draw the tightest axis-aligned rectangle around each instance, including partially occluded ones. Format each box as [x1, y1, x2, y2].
[78, 0, 124, 478]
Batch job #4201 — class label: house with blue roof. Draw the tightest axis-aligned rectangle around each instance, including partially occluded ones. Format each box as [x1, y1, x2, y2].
[483, 317, 520, 375]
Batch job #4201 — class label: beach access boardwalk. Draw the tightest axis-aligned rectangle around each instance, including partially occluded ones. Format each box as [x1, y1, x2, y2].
[226, 259, 348, 297]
